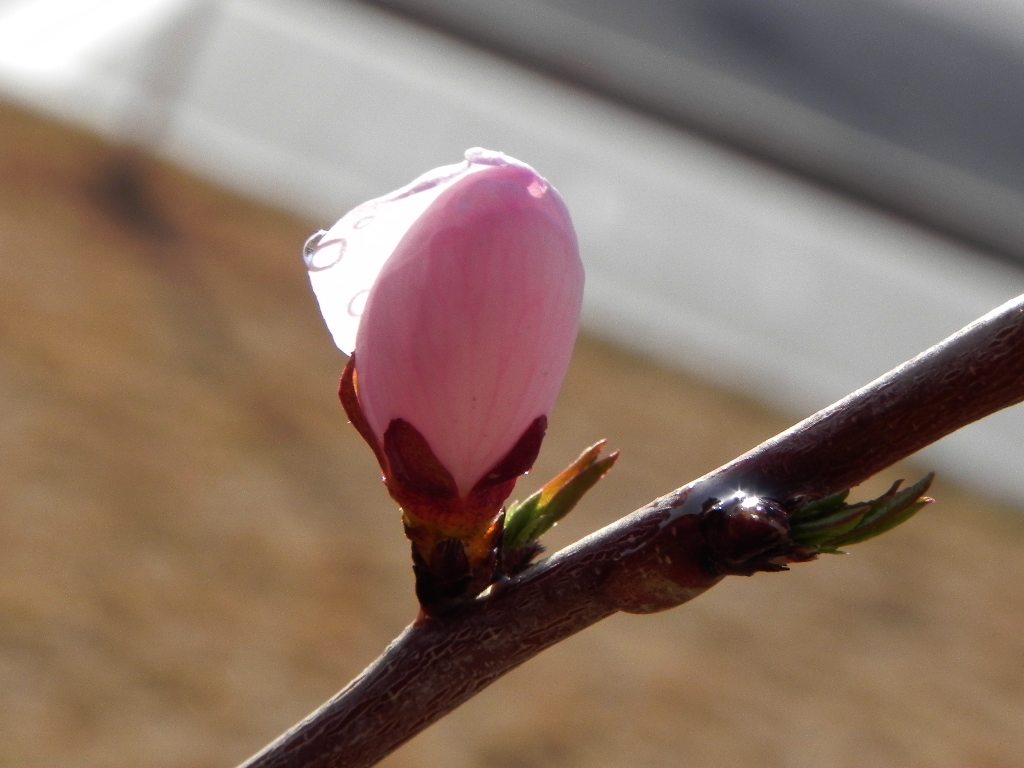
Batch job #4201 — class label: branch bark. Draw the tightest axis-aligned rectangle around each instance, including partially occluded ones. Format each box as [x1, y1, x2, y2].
[238, 294, 1024, 768]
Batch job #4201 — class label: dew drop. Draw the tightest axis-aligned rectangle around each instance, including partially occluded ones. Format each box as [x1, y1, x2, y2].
[353, 215, 375, 230]
[465, 147, 504, 166]
[302, 230, 326, 263]
[347, 289, 368, 317]
[303, 230, 346, 272]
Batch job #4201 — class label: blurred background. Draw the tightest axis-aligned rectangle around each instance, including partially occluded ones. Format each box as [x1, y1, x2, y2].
[2, 1, 1023, 766]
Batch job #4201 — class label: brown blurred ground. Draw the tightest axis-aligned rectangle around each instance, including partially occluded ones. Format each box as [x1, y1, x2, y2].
[2, 104, 1022, 768]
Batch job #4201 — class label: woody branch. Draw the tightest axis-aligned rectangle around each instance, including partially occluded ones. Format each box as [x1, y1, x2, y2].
[238, 295, 1024, 768]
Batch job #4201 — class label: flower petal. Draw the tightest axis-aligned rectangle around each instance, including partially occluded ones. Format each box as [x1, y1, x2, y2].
[354, 159, 583, 495]
[305, 148, 539, 354]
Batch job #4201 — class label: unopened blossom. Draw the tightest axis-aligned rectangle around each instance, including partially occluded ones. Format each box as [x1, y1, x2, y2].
[305, 148, 583, 608]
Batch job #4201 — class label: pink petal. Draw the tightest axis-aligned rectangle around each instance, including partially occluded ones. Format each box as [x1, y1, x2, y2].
[354, 154, 583, 496]
[305, 148, 546, 355]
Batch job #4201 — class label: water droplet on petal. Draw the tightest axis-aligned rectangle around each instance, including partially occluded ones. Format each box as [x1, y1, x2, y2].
[465, 147, 505, 166]
[302, 230, 326, 265]
[304, 232, 346, 272]
[353, 215, 375, 229]
[347, 289, 368, 317]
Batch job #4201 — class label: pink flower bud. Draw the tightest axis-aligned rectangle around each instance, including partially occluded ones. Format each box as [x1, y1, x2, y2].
[306, 149, 583, 607]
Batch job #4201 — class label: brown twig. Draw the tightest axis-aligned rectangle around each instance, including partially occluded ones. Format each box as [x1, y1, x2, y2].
[237, 294, 1024, 768]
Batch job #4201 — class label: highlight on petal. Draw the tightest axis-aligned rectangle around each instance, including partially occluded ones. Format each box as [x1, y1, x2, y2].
[304, 148, 544, 355]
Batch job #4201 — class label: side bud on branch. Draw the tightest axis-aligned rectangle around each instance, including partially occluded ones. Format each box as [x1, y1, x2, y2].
[305, 149, 585, 613]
